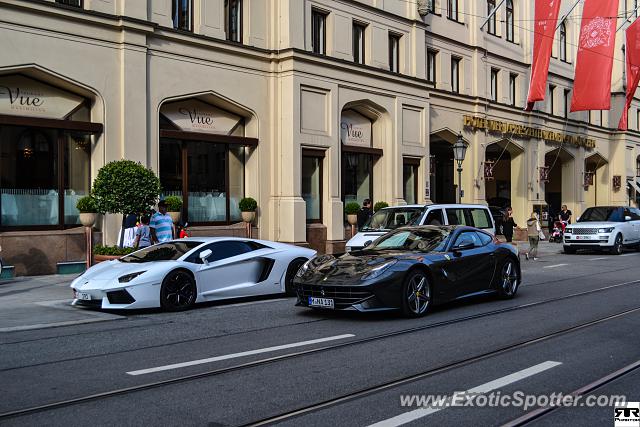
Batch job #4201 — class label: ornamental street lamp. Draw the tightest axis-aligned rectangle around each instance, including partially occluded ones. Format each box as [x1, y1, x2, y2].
[453, 133, 467, 204]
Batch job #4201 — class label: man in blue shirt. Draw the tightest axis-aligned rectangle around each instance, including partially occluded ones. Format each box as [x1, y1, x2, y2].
[150, 200, 175, 243]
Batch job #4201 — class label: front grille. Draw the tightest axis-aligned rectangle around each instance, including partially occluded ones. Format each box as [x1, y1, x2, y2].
[571, 228, 599, 235]
[106, 289, 135, 304]
[295, 284, 373, 309]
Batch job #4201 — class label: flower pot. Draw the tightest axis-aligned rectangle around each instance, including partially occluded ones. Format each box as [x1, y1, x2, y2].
[347, 214, 358, 226]
[94, 254, 121, 264]
[169, 211, 181, 223]
[241, 211, 255, 223]
[79, 212, 97, 227]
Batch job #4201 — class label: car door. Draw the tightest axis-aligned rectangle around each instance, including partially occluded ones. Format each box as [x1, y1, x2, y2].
[630, 208, 640, 243]
[467, 207, 496, 235]
[622, 208, 638, 244]
[422, 208, 445, 226]
[192, 241, 278, 298]
[444, 231, 493, 298]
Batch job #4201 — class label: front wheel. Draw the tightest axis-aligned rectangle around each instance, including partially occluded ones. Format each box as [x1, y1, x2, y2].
[285, 258, 307, 296]
[160, 270, 197, 311]
[401, 271, 431, 318]
[497, 258, 520, 299]
[610, 234, 623, 255]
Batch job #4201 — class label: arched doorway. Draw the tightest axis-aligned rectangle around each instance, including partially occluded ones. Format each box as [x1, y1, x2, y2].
[544, 147, 575, 223]
[484, 139, 525, 210]
[584, 153, 607, 208]
[429, 129, 456, 204]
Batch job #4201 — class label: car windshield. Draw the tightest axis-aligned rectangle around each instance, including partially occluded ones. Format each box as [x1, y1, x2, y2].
[577, 207, 623, 223]
[361, 208, 424, 231]
[120, 241, 202, 263]
[369, 228, 450, 252]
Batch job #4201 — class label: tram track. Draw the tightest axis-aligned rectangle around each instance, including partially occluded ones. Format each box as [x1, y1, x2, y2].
[1, 278, 640, 420]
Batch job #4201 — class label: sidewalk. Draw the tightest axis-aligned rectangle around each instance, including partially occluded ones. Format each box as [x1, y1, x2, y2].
[503, 239, 564, 257]
[0, 274, 124, 333]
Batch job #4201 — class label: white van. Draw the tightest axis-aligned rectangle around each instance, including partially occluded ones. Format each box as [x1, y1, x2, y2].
[345, 204, 496, 251]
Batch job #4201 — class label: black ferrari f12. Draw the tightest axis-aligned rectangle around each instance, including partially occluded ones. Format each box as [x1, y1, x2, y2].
[293, 226, 521, 317]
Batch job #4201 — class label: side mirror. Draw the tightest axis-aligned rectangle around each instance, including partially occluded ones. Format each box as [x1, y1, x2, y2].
[625, 215, 632, 222]
[363, 240, 373, 247]
[199, 249, 213, 264]
[452, 241, 475, 255]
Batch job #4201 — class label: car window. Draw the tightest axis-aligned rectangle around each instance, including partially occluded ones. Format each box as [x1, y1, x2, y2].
[452, 231, 480, 248]
[120, 241, 203, 263]
[632, 208, 640, 219]
[476, 231, 493, 246]
[468, 208, 493, 229]
[624, 208, 640, 221]
[370, 229, 450, 252]
[445, 208, 469, 226]
[186, 241, 257, 264]
[578, 207, 624, 222]
[424, 209, 444, 226]
[362, 208, 424, 231]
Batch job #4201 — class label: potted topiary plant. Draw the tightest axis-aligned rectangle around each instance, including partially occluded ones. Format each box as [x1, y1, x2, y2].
[345, 202, 360, 226]
[76, 195, 98, 227]
[239, 197, 258, 223]
[164, 195, 183, 224]
[373, 201, 389, 212]
[93, 245, 136, 263]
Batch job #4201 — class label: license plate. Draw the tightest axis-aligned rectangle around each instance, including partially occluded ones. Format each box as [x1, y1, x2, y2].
[76, 291, 91, 300]
[577, 236, 595, 240]
[308, 297, 334, 309]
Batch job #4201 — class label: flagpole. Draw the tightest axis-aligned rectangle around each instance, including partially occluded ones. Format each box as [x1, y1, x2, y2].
[556, 0, 582, 30]
[617, 5, 640, 32]
[480, 0, 507, 30]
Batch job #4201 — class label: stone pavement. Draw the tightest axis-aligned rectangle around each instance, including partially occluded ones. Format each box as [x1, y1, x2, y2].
[0, 274, 124, 332]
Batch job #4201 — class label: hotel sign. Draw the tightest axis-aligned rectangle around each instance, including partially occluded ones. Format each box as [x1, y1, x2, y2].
[341, 110, 372, 147]
[463, 115, 596, 149]
[162, 99, 244, 135]
[0, 75, 84, 119]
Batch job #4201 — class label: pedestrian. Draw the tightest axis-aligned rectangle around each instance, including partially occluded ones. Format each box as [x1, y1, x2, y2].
[357, 199, 373, 230]
[558, 204, 573, 224]
[526, 211, 543, 261]
[134, 215, 152, 249]
[150, 200, 175, 244]
[502, 207, 517, 243]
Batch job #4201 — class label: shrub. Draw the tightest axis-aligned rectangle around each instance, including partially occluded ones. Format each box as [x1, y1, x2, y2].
[76, 196, 97, 213]
[93, 245, 136, 256]
[92, 160, 161, 216]
[239, 197, 258, 212]
[164, 196, 182, 212]
[345, 202, 360, 215]
[373, 201, 389, 212]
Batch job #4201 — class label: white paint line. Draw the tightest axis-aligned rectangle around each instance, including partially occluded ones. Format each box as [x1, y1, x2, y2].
[368, 361, 562, 427]
[127, 334, 356, 375]
[620, 253, 640, 257]
[588, 257, 608, 261]
[543, 264, 568, 269]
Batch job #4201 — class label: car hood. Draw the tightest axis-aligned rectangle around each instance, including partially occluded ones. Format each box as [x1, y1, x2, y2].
[305, 250, 424, 281]
[571, 222, 619, 228]
[80, 260, 161, 282]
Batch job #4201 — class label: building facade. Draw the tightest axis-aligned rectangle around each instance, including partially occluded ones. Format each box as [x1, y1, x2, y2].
[1, 0, 639, 275]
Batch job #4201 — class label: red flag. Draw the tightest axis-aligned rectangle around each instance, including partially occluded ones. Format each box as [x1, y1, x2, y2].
[619, 19, 640, 130]
[525, 0, 562, 111]
[570, 0, 618, 112]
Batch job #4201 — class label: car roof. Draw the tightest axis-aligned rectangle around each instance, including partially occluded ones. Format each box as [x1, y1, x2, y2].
[378, 204, 492, 210]
[168, 236, 275, 246]
[392, 225, 478, 233]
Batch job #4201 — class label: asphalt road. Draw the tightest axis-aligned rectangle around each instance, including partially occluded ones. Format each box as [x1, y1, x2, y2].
[1, 248, 640, 426]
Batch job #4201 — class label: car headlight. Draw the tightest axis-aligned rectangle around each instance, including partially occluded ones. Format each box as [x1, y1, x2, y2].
[118, 271, 146, 283]
[565, 228, 572, 233]
[296, 259, 314, 277]
[598, 227, 614, 233]
[361, 259, 398, 281]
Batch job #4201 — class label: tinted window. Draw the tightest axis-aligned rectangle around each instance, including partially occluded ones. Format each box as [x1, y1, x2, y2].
[445, 208, 469, 226]
[469, 208, 493, 229]
[370, 229, 450, 252]
[632, 208, 640, 219]
[476, 231, 493, 246]
[424, 209, 444, 226]
[187, 241, 259, 264]
[120, 241, 202, 263]
[624, 208, 640, 221]
[578, 207, 623, 222]
[362, 208, 425, 231]
[452, 231, 480, 248]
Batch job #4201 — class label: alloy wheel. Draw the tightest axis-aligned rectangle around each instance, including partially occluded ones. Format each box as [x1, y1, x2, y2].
[162, 271, 196, 310]
[501, 260, 519, 296]
[612, 235, 623, 255]
[406, 274, 430, 315]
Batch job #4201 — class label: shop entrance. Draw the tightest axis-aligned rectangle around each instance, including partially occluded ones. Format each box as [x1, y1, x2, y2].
[429, 132, 455, 204]
[584, 153, 608, 208]
[544, 147, 575, 224]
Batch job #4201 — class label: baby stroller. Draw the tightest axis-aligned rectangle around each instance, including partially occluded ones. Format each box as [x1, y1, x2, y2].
[549, 220, 567, 243]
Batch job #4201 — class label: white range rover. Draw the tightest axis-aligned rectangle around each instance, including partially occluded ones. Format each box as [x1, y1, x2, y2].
[563, 206, 640, 255]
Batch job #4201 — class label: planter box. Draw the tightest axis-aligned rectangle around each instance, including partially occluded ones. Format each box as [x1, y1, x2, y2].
[57, 261, 86, 275]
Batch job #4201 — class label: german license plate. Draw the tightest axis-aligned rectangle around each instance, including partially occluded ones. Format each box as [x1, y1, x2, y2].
[308, 297, 334, 309]
[576, 236, 595, 240]
[76, 291, 91, 300]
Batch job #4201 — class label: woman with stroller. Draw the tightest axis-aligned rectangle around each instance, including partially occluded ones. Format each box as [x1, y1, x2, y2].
[526, 212, 543, 261]
[502, 207, 517, 243]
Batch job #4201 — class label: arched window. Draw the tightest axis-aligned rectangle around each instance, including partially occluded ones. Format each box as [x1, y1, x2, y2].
[487, 0, 497, 35]
[506, 0, 514, 42]
[559, 22, 567, 61]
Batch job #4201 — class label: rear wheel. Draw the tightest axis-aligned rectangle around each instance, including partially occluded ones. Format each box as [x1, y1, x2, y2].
[563, 246, 576, 254]
[610, 234, 623, 255]
[401, 271, 431, 318]
[160, 270, 196, 311]
[497, 258, 520, 299]
[285, 258, 307, 296]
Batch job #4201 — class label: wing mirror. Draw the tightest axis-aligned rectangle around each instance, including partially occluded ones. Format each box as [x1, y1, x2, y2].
[625, 215, 632, 222]
[452, 241, 475, 256]
[363, 240, 373, 248]
[199, 249, 213, 265]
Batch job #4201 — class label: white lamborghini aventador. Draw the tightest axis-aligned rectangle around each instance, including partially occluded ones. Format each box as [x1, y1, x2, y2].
[70, 237, 316, 311]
